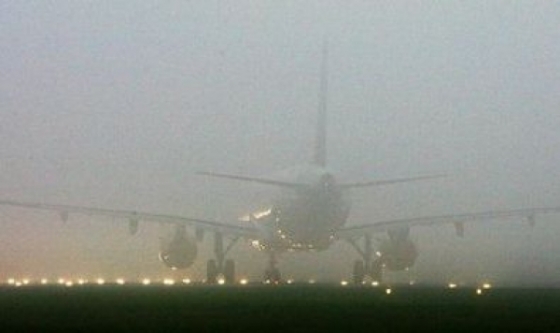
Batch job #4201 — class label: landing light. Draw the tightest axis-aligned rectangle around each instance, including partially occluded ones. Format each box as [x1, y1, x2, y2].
[482, 283, 492, 289]
[253, 208, 272, 219]
[217, 278, 225, 285]
[41, 279, 48, 285]
[308, 279, 316, 284]
[116, 278, 125, 285]
[96, 278, 105, 285]
[77, 279, 86, 285]
[7, 278, 15, 285]
[142, 278, 151, 285]
[163, 278, 175, 286]
[240, 279, 248, 285]
[22, 279, 30, 285]
[448, 283, 457, 289]
[286, 279, 294, 284]
[340, 280, 348, 286]
[65, 281, 74, 287]
[371, 281, 379, 287]
[385, 288, 392, 295]
[182, 278, 191, 285]
[476, 288, 483, 295]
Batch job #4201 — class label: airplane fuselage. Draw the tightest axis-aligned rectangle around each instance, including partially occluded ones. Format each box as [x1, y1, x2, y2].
[247, 166, 351, 252]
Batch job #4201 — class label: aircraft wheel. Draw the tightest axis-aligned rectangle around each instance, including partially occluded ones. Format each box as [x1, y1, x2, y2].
[353, 260, 365, 285]
[206, 259, 218, 284]
[224, 259, 235, 284]
[265, 268, 281, 284]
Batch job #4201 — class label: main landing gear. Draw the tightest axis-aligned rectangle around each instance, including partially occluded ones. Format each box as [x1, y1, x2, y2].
[347, 234, 383, 284]
[206, 232, 239, 284]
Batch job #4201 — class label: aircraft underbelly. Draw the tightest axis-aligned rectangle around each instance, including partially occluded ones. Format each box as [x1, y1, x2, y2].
[273, 197, 349, 251]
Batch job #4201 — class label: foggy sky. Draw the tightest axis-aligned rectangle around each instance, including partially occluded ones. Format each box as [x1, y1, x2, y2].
[1, 1, 560, 285]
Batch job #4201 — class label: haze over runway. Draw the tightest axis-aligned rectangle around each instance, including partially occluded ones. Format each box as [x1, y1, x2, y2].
[1, 1, 560, 285]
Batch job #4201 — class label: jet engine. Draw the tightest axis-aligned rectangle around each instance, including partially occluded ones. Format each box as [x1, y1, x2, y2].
[378, 238, 418, 272]
[159, 225, 198, 270]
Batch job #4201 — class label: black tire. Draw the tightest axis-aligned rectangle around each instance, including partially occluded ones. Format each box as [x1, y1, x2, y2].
[353, 260, 365, 285]
[206, 259, 218, 284]
[224, 259, 235, 284]
[264, 268, 281, 284]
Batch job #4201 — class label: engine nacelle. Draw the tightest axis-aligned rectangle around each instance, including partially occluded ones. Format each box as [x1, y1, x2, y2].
[378, 238, 418, 272]
[159, 227, 197, 270]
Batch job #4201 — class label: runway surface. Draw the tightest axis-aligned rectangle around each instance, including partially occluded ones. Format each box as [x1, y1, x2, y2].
[1, 284, 559, 332]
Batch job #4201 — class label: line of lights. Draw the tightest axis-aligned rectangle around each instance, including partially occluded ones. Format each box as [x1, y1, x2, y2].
[1, 277, 496, 290]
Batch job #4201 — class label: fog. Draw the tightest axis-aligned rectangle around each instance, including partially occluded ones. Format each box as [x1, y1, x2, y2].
[1, 1, 560, 285]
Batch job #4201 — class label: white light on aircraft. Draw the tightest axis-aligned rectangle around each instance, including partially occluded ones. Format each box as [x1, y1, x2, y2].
[15, 282, 22, 287]
[308, 279, 316, 284]
[371, 281, 379, 287]
[163, 279, 175, 286]
[482, 283, 492, 289]
[142, 278, 151, 285]
[65, 281, 74, 287]
[251, 240, 263, 249]
[253, 208, 272, 219]
[41, 279, 48, 285]
[385, 288, 392, 295]
[116, 278, 125, 285]
[182, 278, 191, 285]
[22, 279, 30, 285]
[77, 279, 86, 285]
[448, 283, 457, 289]
[217, 278, 226, 285]
[340, 280, 348, 286]
[58, 278, 66, 285]
[96, 278, 105, 285]
[240, 279, 248, 285]
[286, 279, 294, 284]
[7, 278, 15, 285]
[476, 288, 483, 295]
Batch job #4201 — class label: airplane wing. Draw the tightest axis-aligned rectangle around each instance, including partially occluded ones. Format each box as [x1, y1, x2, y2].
[336, 206, 560, 239]
[0, 199, 259, 238]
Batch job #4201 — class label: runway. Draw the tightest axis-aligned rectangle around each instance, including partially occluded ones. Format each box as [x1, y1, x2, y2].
[1, 283, 559, 332]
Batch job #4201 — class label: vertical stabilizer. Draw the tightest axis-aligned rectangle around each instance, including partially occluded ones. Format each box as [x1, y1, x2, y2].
[313, 41, 328, 167]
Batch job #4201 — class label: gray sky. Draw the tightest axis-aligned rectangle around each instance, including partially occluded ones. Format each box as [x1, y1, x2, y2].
[1, 1, 560, 285]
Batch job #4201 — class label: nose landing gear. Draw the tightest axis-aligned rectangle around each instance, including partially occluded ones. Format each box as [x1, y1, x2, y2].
[264, 252, 281, 284]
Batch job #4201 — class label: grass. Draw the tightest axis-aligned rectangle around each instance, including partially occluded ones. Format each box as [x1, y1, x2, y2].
[1, 285, 559, 332]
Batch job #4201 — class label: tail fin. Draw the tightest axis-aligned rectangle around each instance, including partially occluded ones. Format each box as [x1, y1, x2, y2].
[313, 41, 328, 167]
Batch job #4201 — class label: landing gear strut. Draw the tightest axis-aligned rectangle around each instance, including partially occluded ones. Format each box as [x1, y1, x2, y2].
[348, 234, 383, 284]
[206, 232, 239, 284]
[264, 252, 281, 284]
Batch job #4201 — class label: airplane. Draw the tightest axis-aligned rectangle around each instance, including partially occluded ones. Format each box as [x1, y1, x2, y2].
[2, 44, 560, 284]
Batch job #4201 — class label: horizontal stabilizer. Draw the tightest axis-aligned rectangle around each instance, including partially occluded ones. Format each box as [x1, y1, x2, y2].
[339, 174, 446, 189]
[197, 171, 304, 189]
